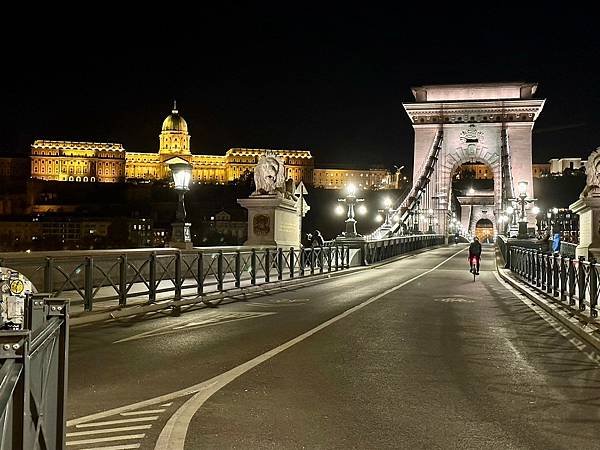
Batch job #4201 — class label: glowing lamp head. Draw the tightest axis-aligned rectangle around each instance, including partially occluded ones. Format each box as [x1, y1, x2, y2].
[357, 205, 367, 216]
[375, 214, 384, 223]
[169, 162, 192, 191]
[383, 197, 392, 208]
[334, 205, 345, 215]
[532, 206, 540, 215]
[346, 184, 357, 196]
[468, 188, 475, 195]
[393, 214, 400, 222]
[506, 206, 514, 215]
[518, 180, 528, 196]
[552, 207, 559, 215]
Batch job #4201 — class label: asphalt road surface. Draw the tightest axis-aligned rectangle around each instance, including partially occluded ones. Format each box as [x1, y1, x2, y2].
[66, 244, 600, 449]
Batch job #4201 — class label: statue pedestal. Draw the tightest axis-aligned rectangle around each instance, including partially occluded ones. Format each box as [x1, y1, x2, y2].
[238, 195, 300, 248]
[570, 197, 600, 259]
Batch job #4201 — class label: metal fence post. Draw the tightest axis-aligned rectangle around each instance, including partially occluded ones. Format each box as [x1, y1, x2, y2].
[217, 251, 224, 291]
[235, 251, 241, 288]
[44, 257, 54, 294]
[299, 247, 305, 277]
[197, 252, 204, 295]
[84, 256, 93, 311]
[578, 256, 586, 311]
[568, 257, 576, 305]
[265, 249, 270, 283]
[559, 255, 567, 302]
[335, 245, 339, 271]
[546, 253, 553, 294]
[250, 249, 257, 285]
[277, 248, 283, 281]
[310, 247, 315, 275]
[174, 251, 182, 301]
[289, 248, 295, 279]
[119, 254, 127, 307]
[149, 252, 157, 303]
[553, 253, 559, 297]
[590, 259, 598, 318]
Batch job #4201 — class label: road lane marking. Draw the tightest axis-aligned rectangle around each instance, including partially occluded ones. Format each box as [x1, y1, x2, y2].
[120, 409, 165, 416]
[76, 417, 159, 428]
[66, 434, 145, 446]
[494, 272, 600, 368]
[155, 246, 467, 449]
[81, 445, 140, 450]
[67, 425, 152, 437]
[67, 246, 464, 431]
[113, 311, 277, 343]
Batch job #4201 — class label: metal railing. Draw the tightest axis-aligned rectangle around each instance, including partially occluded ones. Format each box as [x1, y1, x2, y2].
[363, 235, 445, 265]
[0, 246, 353, 312]
[0, 235, 446, 314]
[0, 295, 69, 449]
[507, 246, 598, 319]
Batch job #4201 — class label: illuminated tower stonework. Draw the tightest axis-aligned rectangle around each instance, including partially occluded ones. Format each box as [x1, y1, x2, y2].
[159, 102, 191, 156]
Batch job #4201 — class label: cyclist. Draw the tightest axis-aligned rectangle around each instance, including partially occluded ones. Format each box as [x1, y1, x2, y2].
[468, 236, 482, 275]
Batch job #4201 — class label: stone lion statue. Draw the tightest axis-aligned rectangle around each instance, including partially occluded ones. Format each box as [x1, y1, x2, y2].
[253, 154, 286, 196]
[580, 147, 600, 198]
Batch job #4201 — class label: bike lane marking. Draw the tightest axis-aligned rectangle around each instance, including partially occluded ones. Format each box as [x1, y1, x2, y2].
[154, 246, 467, 449]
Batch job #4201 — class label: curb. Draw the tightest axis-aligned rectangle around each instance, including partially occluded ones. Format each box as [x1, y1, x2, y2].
[70, 244, 449, 326]
[496, 266, 600, 352]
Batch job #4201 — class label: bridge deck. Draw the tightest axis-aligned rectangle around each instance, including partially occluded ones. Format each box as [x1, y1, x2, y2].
[66, 245, 599, 449]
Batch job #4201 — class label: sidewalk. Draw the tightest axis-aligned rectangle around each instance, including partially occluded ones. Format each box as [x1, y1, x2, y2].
[496, 264, 600, 353]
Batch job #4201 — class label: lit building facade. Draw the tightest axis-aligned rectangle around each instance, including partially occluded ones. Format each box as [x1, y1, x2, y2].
[453, 162, 550, 180]
[31, 105, 314, 186]
[313, 168, 390, 189]
[31, 141, 126, 182]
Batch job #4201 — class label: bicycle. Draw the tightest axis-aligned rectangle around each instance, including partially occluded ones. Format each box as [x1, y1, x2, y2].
[469, 256, 480, 282]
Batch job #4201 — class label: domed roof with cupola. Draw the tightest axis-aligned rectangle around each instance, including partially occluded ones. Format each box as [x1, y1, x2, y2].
[161, 101, 188, 133]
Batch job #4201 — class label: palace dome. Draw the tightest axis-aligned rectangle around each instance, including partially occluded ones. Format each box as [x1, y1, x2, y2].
[162, 105, 188, 133]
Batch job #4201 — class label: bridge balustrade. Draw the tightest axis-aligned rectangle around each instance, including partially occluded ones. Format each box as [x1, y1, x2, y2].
[506, 246, 598, 319]
[0, 235, 444, 313]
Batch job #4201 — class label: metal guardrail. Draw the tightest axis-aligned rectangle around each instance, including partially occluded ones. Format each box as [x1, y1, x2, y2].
[0, 236, 445, 313]
[0, 295, 69, 449]
[507, 246, 598, 319]
[363, 235, 445, 265]
[0, 247, 353, 312]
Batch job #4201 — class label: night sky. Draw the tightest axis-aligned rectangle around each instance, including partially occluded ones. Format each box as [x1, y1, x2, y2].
[2, 11, 598, 172]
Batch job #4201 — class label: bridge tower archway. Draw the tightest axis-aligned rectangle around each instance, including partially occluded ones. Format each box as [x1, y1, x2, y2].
[400, 83, 545, 237]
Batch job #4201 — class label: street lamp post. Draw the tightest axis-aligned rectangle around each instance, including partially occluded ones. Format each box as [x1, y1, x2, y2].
[337, 184, 365, 238]
[509, 180, 537, 239]
[167, 159, 193, 249]
[413, 200, 421, 234]
[427, 208, 434, 234]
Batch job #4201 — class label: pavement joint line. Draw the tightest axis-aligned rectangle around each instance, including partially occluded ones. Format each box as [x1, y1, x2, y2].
[153, 245, 467, 450]
[70, 244, 453, 327]
[66, 245, 463, 430]
[495, 265, 600, 358]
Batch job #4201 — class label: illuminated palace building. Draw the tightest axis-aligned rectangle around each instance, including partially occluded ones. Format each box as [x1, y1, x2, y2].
[29, 105, 400, 189]
[30, 105, 315, 186]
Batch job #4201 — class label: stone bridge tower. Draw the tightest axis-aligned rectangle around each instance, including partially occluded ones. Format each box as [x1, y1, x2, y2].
[402, 82, 545, 236]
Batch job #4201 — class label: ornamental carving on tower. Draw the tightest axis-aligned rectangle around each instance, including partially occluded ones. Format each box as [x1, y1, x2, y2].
[459, 124, 485, 145]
